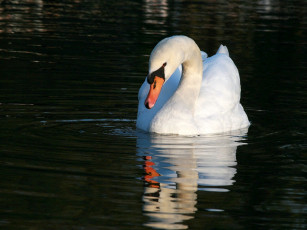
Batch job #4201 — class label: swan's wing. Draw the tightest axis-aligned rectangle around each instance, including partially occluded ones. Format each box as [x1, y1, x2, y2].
[195, 52, 249, 133]
[201, 51, 208, 60]
[198, 53, 241, 115]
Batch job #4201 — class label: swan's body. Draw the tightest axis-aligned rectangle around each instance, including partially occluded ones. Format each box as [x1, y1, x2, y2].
[137, 35, 250, 135]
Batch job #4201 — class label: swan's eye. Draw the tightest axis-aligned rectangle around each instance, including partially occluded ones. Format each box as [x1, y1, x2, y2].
[147, 63, 166, 84]
[153, 80, 157, 89]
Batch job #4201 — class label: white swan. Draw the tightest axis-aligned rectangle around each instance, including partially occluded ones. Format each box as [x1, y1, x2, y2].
[137, 35, 250, 135]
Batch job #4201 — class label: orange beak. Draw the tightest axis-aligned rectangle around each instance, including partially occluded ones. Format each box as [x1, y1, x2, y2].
[145, 76, 165, 109]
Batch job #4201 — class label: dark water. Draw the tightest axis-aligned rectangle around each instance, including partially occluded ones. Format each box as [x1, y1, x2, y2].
[0, 0, 306, 229]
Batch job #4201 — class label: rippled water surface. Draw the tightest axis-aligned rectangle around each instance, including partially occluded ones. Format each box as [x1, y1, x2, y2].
[0, 0, 306, 229]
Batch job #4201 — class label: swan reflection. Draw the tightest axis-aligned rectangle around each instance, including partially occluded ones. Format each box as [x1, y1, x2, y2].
[137, 129, 248, 229]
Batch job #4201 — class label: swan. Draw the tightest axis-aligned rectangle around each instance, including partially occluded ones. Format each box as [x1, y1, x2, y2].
[137, 35, 250, 135]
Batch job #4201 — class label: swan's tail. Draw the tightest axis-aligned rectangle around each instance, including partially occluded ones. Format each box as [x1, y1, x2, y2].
[217, 45, 229, 56]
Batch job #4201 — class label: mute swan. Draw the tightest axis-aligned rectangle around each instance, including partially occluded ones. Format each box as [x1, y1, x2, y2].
[137, 35, 250, 135]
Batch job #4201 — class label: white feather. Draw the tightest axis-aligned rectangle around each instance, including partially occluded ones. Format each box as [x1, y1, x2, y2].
[137, 36, 250, 135]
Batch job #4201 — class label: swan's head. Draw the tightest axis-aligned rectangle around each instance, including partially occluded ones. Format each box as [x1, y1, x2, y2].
[144, 62, 166, 109]
[145, 36, 187, 109]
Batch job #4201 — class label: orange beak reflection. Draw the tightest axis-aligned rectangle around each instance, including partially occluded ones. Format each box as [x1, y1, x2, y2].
[145, 76, 165, 109]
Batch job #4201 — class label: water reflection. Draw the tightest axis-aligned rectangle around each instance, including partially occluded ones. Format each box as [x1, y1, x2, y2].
[0, 0, 45, 34]
[137, 129, 248, 229]
[143, 0, 168, 25]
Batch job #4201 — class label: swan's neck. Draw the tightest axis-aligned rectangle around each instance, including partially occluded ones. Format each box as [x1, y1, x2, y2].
[173, 47, 203, 113]
[148, 36, 204, 134]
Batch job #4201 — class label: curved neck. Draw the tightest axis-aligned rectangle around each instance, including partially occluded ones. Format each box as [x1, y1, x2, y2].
[174, 46, 203, 113]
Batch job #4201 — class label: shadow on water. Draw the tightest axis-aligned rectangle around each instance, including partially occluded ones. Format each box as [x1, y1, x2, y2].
[136, 128, 248, 229]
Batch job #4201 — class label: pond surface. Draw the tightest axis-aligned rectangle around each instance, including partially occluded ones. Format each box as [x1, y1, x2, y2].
[0, 0, 306, 229]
